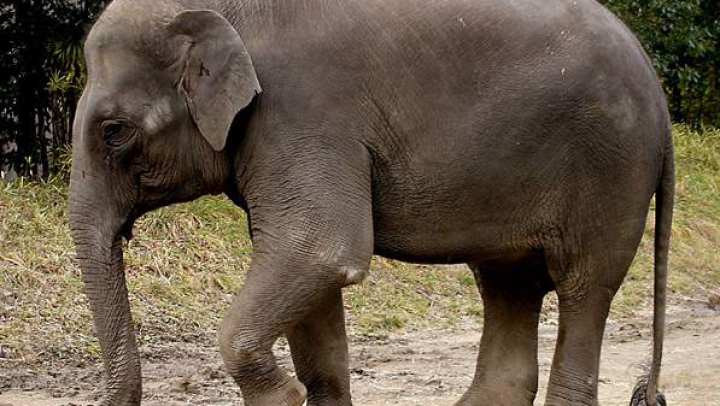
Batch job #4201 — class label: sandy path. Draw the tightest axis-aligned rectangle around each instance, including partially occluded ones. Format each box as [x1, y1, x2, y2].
[2, 302, 718, 406]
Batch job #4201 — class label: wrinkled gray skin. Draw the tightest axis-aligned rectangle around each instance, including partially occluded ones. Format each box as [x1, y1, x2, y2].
[68, 0, 674, 405]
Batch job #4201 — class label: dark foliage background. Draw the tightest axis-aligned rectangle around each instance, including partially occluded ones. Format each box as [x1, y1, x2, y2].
[0, 0, 717, 180]
[0, 0, 108, 179]
[603, 0, 719, 129]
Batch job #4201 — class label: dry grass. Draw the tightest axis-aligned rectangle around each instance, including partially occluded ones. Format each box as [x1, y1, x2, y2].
[613, 126, 720, 315]
[0, 125, 717, 363]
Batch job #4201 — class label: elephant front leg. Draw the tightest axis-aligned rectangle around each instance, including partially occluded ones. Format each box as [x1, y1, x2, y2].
[287, 290, 352, 406]
[220, 143, 373, 405]
[218, 264, 312, 406]
[219, 258, 366, 406]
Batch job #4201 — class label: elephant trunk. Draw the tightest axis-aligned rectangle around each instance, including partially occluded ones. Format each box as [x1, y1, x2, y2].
[69, 173, 141, 404]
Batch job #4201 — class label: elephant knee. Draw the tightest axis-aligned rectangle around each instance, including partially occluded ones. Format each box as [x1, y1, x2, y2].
[218, 318, 265, 368]
[340, 265, 367, 286]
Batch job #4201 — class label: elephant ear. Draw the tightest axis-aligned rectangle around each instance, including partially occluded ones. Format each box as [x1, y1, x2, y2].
[169, 10, 261, 151]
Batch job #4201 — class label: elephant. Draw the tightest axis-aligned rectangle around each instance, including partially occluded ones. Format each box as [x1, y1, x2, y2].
[68, 0, 674, 405]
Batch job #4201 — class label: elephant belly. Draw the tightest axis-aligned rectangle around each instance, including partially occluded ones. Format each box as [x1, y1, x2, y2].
[372, 221, 534, 265]
[367, 102, 659, 265]
[370, 162, 551, 264]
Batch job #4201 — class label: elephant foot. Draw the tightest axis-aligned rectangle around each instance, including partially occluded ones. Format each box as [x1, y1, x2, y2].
[455, 387, 535, 406]
[629, 381, 667, 406]
[244, 377, 307, 406]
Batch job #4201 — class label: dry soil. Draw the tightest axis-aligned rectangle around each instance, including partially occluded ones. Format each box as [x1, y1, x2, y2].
[1, 299, 718, 406]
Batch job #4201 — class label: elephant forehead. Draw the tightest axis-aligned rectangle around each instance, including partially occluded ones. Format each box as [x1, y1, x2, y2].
[142, 96, 175, 135]
[85, 29, 182, 79]
[83, 38, 183, 121]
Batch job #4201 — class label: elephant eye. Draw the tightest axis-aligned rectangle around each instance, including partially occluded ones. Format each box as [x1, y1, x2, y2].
[102, 120, 135, 148]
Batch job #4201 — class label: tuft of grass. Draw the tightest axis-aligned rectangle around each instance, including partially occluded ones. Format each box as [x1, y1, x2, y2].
[0, 125, 717, 363]
[345, 261, 481, 335]
[0, 178, 252, 361]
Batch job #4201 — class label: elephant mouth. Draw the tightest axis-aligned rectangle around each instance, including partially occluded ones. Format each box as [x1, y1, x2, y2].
[119, 210, 139, 241]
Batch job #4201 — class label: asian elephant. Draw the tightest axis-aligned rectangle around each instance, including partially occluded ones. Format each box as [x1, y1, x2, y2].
[68, 0, 674, 405]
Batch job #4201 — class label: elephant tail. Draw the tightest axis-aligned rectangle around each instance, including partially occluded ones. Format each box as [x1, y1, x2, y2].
[634, 126, 675, 406]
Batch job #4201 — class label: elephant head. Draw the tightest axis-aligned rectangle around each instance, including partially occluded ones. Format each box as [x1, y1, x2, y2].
[68, 1, 260, 399]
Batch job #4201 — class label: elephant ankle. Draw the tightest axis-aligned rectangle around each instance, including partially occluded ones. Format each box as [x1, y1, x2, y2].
[243, 377, 307, 406]
[100, 384, 142, 406]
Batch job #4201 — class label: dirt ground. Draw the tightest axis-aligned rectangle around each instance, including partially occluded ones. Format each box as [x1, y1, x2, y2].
[1, 299, 718, 406]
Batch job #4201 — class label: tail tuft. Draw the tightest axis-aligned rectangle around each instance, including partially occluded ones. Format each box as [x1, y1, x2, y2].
[630, 377, 667, 406]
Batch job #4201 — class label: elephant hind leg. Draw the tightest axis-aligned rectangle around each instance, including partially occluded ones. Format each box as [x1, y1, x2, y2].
[287, 289, 352, 406]
[543, 235, 640, 406]
[457, 256, 552, 406]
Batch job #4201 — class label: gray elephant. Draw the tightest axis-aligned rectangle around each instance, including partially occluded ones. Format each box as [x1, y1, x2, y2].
[68, 0, 674, 405]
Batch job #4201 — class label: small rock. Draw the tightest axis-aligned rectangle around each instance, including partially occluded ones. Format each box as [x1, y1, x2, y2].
[708, 294, 720, 310]
[173, 376, 202, 395]
[206, 367, 224, 380]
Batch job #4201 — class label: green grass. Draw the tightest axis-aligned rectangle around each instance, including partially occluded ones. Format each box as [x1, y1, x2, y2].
[0, 125, 717, 362]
